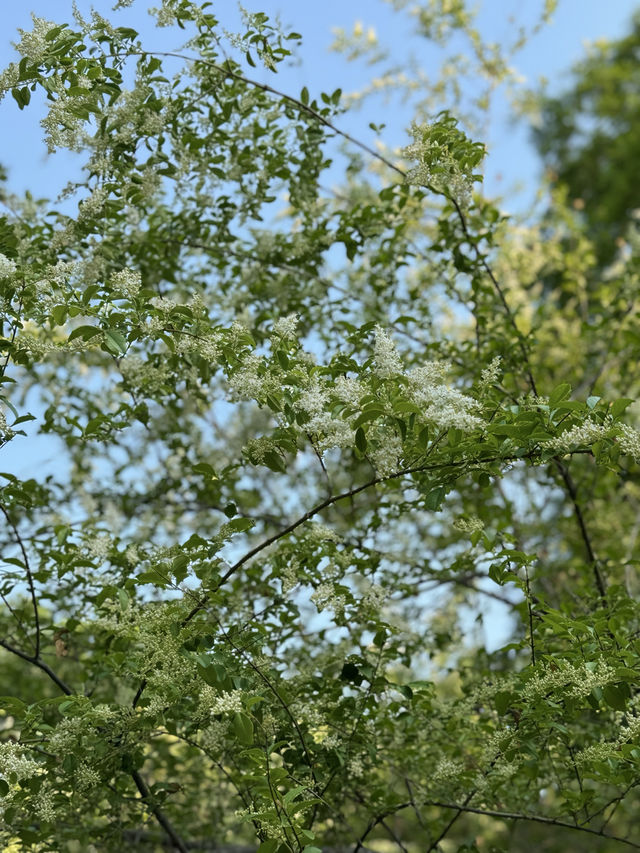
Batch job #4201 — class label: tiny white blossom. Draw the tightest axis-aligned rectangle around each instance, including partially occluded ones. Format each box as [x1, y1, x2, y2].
[0, 254, 17, 278]
[373, 326, 403, 378]
[617, 423, 640, 461]
[112, 269, 141, 299]
[544, 421, 609, 454]
[271, 313, 299, 338]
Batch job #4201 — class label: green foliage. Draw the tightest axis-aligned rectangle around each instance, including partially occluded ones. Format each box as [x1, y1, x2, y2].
[531, 10, 640, 266]
[0, 2, 639, 852]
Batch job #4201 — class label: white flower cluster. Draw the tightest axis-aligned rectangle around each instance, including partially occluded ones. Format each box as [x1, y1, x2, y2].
[243, 436, 278, 464]
[13, 15, 55, 62]
[334, 375, 362, 406]
[120, 355, 170, 395]
[543, 421, 609, 453]
[369, 428, 404, 475]
[76, 763, 101, 790]
[453, 516, 484, 533]
[575, 711, 640, 766]
[295, 379, 352, 450]
[0, 410, 15, 445]
[521, 659, 616, 702]
[408, 365, 483, 431]
[479, 356, 502, 392]
[617, 423, 640, 461]
[373, 326, 403, 378]
[125, 544, 140, 566]
[311, 581, 346, 615]
[280, 558, 300, 594]
[0, 253, 17, 278]
[271, 313, 299, 339]
[85, 534, 112, 562]
[229, 353, 280, 402]
[307, 523, 341, 544]
[112, 269, 141, 299]
[430, 757, 464, 785]
[0, 742, 40, 781]
[78, 187, 108, 223]
[34, 790, 57, 822]
[205, 688, 245, 717]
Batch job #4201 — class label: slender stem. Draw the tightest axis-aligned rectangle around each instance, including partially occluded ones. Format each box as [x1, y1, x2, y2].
[423, 800, 640, 849]
[131, 770, 189, 853]
[553, 458, 606, 600]
[181, 450, 538, 627]
[0, 639, 72, 695]
[0, 503, 40, 657]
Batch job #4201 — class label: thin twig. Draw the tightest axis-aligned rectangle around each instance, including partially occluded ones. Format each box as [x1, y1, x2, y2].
[423, 800, 640, 849]
[0, 503, 40, 657]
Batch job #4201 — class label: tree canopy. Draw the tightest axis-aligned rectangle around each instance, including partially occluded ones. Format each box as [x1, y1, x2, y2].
[1, 2, 640, 852]
[532, 10, 640, 267]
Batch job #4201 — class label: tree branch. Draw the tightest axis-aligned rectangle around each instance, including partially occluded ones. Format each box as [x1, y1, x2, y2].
[1, 503, 40, 657]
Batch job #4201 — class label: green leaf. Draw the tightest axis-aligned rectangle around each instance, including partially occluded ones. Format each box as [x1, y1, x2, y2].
[103, 329, 127, 355]
[67, 325, 102, 343]
[549, 383, 572, 406]
[611, 398, 634, 419]
[602, 683, 627, 711]
[257, 842, 278, 853]
[355, 426, 367, 453]
[233, 712, 254, 745]
[225, 517, 254, 533]
[300, 86, 309, 105]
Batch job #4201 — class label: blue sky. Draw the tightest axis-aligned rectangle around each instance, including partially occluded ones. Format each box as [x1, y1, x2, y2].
[0, 0, 639, 210]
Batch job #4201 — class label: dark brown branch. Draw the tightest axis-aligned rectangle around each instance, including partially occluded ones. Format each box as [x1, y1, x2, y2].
[423, 800, 640, 849]
[0, 638, 72, 696]
[131, 770, 189, 853]
[553, 458, 606, 600]
[181, 450, 538, 627]
[1, 503, 40, 657]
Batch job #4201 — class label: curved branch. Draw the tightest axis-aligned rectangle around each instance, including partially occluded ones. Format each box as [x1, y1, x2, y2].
[0, 503, 40, 657]
[423, 800, 640, 849]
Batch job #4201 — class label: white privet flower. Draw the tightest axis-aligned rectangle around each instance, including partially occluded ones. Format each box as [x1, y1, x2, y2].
[207, 689, 245, 716]
[14, 15, 56, 62]
[295, 378, 353, 450]
[453, 516, 484, 533]
[125, 545, 139, 566]
[280, 558, 300, 594]
[617, 423, 640, 461]
[76, 763, 101, 790]
[543, 421, 609, 453]
[120, 355, 170, 395]
[307, 523, 341, 543]
[521, 660, 616, 702]
[479, 355, 502, 391]
[0, 742, 40, 780]
[311, 581, 346, 615]
[408, 365, 483, 431]
[85, 534, 112, 562]
[333, 375, 362, 406]
[271, 313, 299, 339]
[112, 269, 141, 299]
[77, 187, 108, 222]
[34, 790, 56, 822]
[0, 254, 17, 278]
[0, 410, 15, 443]
[373, 326, 403, 378]
[369, 429, 404, 476]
